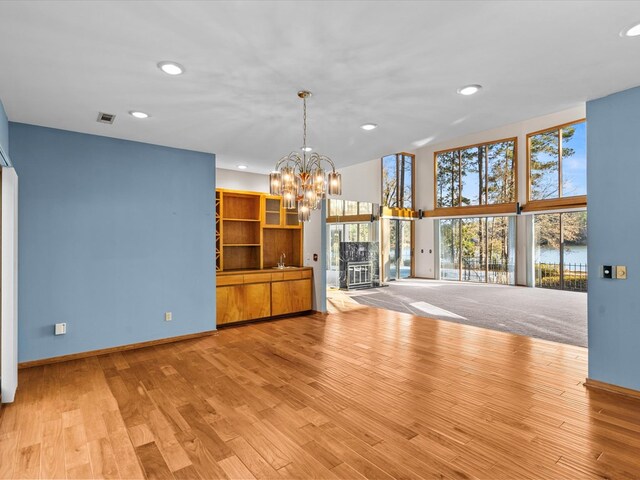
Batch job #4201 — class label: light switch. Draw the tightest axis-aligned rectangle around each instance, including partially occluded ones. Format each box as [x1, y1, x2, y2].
[55, 323, 66, 335]
[616, 265, 627, 280]
[603, 265, 613, 279]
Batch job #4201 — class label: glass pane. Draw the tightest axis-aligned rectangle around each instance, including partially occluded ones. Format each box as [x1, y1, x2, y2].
[382, 155, 397, 207]
[329, 225, 342, 270]
[436, 151, 460, 208]
[561, 122, 587, 197]
[534, 213, 561, 288]
[329, 199, 344, 216]
[344, 201, 358, 216]
[530, 130, 560, 200]
[460, 217, 485, 282]
[400, 220, 412, 278]
[439, 219, 460, 280]
[487, 141, 516, 204]
[345, 223, 358, 242]
[358, 202, 372, 215]
[401, 155, 413, 209]
[562, 211, 588, 292]
[486, 216, 512, 284]
[388, 220, 397, 280]
[460, 147, 484, 206]
[358, 223, 370, 242]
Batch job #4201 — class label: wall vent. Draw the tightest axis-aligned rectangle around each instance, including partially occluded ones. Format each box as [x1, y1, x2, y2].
[97, 112, 116, 124]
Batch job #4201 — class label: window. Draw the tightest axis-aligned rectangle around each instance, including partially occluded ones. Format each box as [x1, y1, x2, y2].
[527, 120, 586, 205]
[439, 216, 515, 285]
[329, 199, 344, 216]
[435, 139, 516, 211]
[327, 199, 376, 218]
[382, 153, 414, 209]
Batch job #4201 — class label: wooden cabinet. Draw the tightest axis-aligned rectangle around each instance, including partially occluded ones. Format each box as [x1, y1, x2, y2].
[216, 281, 271, 325]
[271, 278, 312, 316]
[262, 195, 300, 229]
[216, 268, 312, 326]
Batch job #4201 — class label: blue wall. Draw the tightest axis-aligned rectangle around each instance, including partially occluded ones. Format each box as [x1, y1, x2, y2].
[0, 99, 8, 156]
[9, 123, 216, 362]
[587, 86, 640, 391]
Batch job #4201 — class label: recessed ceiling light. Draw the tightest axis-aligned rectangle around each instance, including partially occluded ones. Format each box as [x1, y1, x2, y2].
[157, 61, 185, 75]
[360, 123, 378, 131]
[129, 111, 149, 119]
[457, 84, 482, 96]
[237, 165, 248, 170]
[621, 22, 640, 37]
[301, 146, 313, 152]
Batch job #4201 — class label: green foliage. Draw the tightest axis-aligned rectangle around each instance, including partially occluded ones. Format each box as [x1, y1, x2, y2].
[436, 140, 515, 208]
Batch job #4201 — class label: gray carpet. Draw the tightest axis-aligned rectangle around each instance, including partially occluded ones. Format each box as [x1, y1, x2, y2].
[346, 279, 587, 347]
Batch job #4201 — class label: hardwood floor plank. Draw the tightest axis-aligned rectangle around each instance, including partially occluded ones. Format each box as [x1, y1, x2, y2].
[41, 419, 66, 479]
[14, 443, 40, 480]
[4, 307, 640, 479]
[135, 441, 173, 480]
[217, 455, 257, 479]
[88, 437, 120, 479]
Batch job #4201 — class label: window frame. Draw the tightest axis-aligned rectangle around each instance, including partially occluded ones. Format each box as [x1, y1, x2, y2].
[525, 118, 587, 212]
[432, 136, 518, 217]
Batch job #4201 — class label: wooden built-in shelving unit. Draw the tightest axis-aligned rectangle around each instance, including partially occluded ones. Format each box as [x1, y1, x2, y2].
[216, 189, 302, 271]
[215, 188, 310, 326]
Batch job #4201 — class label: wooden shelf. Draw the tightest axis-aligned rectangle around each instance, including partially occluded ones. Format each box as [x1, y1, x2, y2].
[223, 243, 260, 247]
[223, 218, 261, 222]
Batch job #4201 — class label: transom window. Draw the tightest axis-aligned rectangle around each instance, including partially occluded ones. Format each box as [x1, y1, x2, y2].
[328, 199, 373, 217]
[435, 138, 516, 210]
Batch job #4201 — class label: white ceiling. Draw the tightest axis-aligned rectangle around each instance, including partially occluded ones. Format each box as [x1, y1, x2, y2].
[1, 1, 639, 172]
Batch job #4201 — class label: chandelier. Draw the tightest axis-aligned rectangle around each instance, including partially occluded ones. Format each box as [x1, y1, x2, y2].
[269, 90, 342, 222]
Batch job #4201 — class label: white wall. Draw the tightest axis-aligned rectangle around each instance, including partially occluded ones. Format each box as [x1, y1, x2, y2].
[414, 105, 586, 284]
[216, 168, 268, 192]
[337, 158, 381, 204]
[1, 167, 18, 403]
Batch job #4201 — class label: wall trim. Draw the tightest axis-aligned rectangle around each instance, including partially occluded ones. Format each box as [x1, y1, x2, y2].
[18, 330, 216, 369]
[585, 378, 640, 400]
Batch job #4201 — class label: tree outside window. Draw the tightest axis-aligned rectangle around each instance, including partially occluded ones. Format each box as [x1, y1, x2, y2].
[436, 139, 516, 209]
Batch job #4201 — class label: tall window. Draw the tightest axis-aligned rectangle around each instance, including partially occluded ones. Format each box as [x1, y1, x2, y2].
[435, 139, 516, 211]
[527, 120, 586, 205]
[382, 153, 414, 209]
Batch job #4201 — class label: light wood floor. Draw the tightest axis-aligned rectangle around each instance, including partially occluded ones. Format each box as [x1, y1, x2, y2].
[2, 308, 640, 479]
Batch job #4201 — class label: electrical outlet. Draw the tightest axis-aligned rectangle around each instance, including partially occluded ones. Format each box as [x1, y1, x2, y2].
[55, 323, 66, 335]
[165, 312, 172, 321]
[616, 265, 627, 280]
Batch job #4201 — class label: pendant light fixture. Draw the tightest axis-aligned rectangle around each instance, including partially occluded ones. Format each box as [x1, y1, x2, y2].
[269, 91, 342, 222]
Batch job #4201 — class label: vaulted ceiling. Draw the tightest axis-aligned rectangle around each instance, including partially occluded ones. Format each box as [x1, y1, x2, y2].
[1, 1, 639, 172]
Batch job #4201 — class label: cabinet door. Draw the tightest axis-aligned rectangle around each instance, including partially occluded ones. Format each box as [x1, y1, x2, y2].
[244, 282, 271, 320]
[216, 285, 244, 325]
[264, 196, 282, 226]
[271, 279, 312, 316]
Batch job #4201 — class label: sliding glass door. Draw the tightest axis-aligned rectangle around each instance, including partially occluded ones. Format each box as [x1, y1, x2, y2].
[439, 216, 515, 285]
[534, 211, 587, 292]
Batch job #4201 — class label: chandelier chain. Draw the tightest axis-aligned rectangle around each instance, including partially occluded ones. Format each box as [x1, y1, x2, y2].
[302, 95, 307, 157]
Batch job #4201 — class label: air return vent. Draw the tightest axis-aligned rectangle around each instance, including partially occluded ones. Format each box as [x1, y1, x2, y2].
[97, 112, 116, 124]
